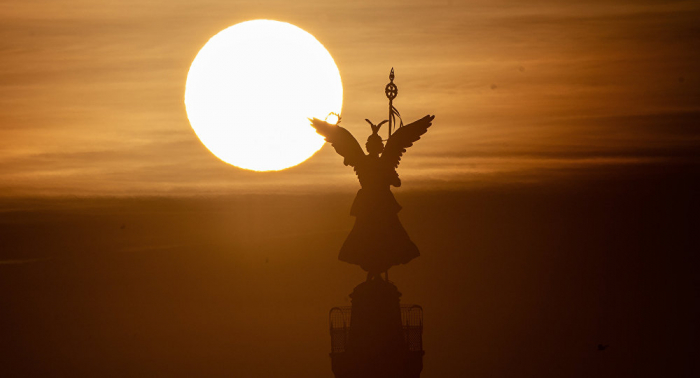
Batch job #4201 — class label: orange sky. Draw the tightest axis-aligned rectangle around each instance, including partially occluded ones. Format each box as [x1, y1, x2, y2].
[2, 3, 699, 376]
[0, 0, 698, 196]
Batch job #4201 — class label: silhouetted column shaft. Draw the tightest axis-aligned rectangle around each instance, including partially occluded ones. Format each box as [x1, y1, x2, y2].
[348, 279, 405, 354]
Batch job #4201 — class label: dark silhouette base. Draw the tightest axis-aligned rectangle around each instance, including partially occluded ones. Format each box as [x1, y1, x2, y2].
[330, 280, 424, 378]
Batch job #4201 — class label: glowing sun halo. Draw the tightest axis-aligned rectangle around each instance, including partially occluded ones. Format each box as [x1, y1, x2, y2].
[185, 20, 343, 171]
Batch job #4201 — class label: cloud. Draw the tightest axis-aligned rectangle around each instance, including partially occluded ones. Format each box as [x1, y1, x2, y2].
[0, 258, 48, 265]
[0, 0, 698, 196]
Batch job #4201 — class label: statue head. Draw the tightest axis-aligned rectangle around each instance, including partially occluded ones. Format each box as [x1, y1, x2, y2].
[365, 119, 387, 155]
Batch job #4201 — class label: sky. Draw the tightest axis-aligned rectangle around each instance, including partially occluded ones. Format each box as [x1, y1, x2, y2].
[0, 0, 698, 196]
[1, 1, 699, 377]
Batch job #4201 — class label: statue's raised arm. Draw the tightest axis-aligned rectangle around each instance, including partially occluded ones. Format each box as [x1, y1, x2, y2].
[381, 115, 435, 168]
[310, 118, 365, 167]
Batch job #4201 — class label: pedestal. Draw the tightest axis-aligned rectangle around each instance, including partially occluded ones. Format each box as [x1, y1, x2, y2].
[329, 279, 424, 378]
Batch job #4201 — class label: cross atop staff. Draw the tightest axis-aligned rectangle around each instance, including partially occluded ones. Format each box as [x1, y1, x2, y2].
[385, 68, 404, 140]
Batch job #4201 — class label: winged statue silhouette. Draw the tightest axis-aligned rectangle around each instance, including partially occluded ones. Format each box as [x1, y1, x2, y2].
[310, 114, 435, 281]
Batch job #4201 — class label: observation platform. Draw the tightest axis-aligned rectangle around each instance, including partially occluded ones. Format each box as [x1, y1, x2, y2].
[328, 280, 424, 378]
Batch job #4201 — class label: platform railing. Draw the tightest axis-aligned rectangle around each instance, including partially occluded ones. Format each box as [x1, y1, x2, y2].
[329, 305, 423, 353]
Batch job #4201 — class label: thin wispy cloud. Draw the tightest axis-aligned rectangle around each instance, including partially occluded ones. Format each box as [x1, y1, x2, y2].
[0, 258, 49, 265]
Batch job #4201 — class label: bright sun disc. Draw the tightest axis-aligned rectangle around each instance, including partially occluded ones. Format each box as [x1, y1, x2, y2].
[185, 20, 343, 171]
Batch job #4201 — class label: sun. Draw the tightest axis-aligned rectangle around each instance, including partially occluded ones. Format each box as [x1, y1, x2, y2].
[184, 20, 343, 171]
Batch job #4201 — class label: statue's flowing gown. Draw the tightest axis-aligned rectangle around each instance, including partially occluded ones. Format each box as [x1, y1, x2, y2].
[339, 155, 419, 273]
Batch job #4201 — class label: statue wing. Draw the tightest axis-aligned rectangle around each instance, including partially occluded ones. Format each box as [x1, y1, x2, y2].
[381, 115, 435, 168]
[310, 118, 365, 167]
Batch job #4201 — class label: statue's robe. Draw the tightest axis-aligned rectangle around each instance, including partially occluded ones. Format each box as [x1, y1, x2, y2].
[339, 155, 419, 273]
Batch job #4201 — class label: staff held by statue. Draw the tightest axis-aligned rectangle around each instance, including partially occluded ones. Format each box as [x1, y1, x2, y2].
[385, 68, 403, 139]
